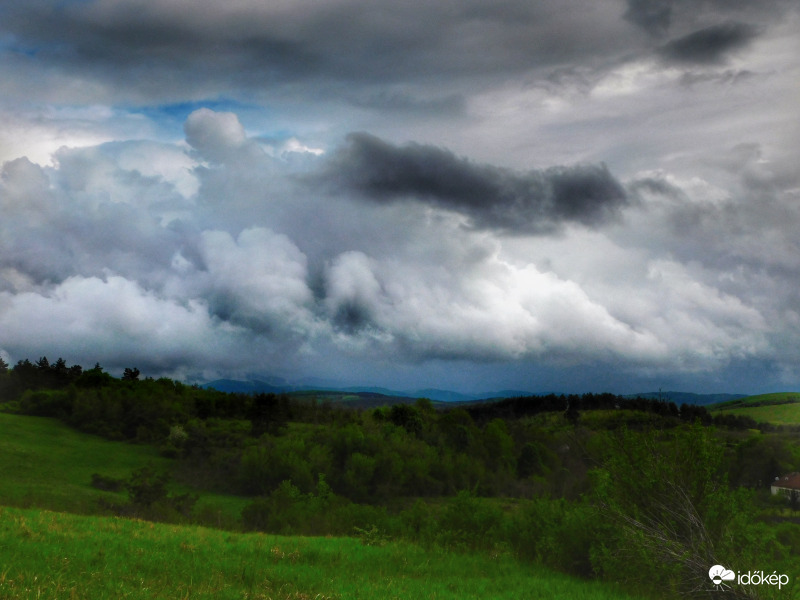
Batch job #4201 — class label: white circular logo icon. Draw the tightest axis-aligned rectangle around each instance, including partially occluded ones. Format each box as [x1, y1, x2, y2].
[709, 565, 735, 586]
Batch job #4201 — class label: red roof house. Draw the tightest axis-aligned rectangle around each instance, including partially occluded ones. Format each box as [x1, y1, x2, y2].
[771, 472, 800, 496]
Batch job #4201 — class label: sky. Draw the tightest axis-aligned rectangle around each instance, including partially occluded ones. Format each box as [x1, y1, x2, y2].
[0, 0, 799, 395]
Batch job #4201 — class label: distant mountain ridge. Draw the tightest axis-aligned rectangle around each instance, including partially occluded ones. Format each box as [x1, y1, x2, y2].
[201, 379, 743, 406]
[200, 379, 535, 402]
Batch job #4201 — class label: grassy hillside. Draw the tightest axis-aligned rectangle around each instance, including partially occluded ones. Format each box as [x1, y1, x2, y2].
[0, 412, 248, 522]
[709, 392, 800, 425]
[0, 506, 636, 600]
[0, 411, 166, 513]
[713, 392, 800, 407]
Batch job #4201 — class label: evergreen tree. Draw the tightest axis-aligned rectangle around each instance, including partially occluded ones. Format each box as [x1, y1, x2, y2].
[122, 367, 140, 381]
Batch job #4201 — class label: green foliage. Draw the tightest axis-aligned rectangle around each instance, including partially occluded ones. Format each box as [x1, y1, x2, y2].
[589, 424, 782, 596]
[19, 389, 72, 418]
[482, 418, 515, 472]
[388, 403, 423, 436]
[775, 521, 800, 554]
[517, 440, 556, 478]
[242, 477, 340, 535]
[438, 408, 479, 452]
[435, 491, 505, 552]
[509, 498, 599, 577]
[122, 464, 198, 522]
[89, 473, 125, 492]
[353, 523, 390, 546]
[238, 435, 315, 495]
[126, 465, 171, 507]
[728, 433, 792, 488]
[248, 392, 291, 436]
[121, 367, 140, 381]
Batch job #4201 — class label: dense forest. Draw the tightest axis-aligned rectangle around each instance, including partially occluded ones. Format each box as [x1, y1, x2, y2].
[1, 355, 799, 598]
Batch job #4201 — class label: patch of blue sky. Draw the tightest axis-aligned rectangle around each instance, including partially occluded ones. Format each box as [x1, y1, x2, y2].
[127, 99, 307, 146]
[121, 99, 259, 141]
[0, 33, 41, 58]
[133, 99, 258, 124]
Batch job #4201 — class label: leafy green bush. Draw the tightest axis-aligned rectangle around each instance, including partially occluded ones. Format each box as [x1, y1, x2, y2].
[122, 464, 198, 522]
[435, 491, 505, 551]
[509, 497, 599, 577]
[19, 389, 72, 418]
[242, 477, 339, 535]
[589, 425, 782, 596]
[90, 473, 125, 492]
[126, 464, 170, 507]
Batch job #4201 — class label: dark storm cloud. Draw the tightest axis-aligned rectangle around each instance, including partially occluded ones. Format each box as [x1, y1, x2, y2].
[624, 0, 789, 37]
[624, 0, 674, 36]
[660, 22, 758, 64]
[324, 133, 628, 233]
[0, 0, 636, 103]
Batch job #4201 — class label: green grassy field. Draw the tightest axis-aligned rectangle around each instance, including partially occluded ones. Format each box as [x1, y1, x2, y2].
[0, 411, 168, 513]
[0, 412, 249, 521]
[709, 392, 800, 425]
[0, 506, 636, 600]
[713, 392, 800, 408]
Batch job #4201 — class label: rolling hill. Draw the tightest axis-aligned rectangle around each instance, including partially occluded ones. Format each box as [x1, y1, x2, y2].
[707, 392, 800, 425]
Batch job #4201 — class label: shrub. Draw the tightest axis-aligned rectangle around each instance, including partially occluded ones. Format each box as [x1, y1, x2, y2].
[435, 491, 505, 551]
[90, 473, 125, 492]
[590, 424, 779, 596]
[19, 389, 72, 418]
[242, 478, 335, 535]
[123, 464, 197, 522]
[126, 465, 170, 508]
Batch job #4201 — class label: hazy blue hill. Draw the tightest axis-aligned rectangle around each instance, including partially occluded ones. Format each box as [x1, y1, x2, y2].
[202, 379, 290, 394]
[200, 378, 537, 404]
[627, 391, 747, 405]
[482, 389, 544, 399]
[339, 386, 415, 397]
[411, 388, 480, 402]
[203, 379, 746, 407]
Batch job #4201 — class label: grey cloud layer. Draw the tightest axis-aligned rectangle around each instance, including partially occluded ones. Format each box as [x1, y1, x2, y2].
[4, 0, 772, 107]
[0, 109, 795, 388]
[324, 133, 628, 234]
[624, 0, 790, 37]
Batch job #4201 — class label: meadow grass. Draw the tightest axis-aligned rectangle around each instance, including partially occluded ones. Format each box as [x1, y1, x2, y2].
[736, 392, 800, 405]
[0, 506, 636, 600]
[711, 392, 800, 409]
[708, 393, 800, 425]
[710, 402, 800, 426]
[707, 392, 800, 425]
[0, 412, 250, 521]
[0, 412, 168, 513]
